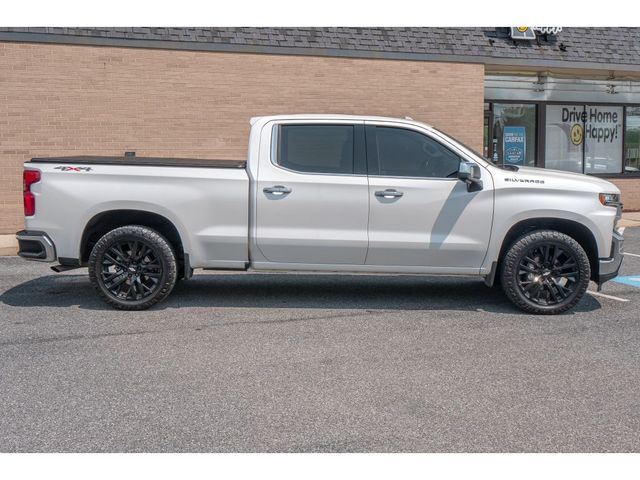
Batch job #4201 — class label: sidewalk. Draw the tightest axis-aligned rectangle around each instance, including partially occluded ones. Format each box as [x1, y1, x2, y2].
[0, 235, 18, 256]
[620, 211, 640, 228]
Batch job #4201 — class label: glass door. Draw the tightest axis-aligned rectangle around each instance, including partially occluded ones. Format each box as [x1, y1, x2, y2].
[490, 103, 537, 167]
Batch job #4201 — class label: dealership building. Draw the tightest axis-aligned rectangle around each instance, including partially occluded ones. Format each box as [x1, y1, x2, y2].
[1, 27, 640, 245]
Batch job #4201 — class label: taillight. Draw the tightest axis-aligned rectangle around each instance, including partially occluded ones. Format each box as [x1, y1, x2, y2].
[23, 169, 41, 216]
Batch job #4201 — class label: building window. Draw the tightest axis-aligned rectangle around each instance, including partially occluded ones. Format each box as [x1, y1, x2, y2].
[490, 103, 537, 167]
[584, 105, 623, 174]
[625, 107, 640, 173]
[545, 104, 624, 174]
[545, 105, 585, 173]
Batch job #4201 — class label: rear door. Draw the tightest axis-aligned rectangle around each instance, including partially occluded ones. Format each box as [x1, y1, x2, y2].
[365, 122, 494, 270]
[255, 121, 369, 265]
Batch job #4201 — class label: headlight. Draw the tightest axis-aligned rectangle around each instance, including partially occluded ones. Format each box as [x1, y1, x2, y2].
[599, 193, 621, 207]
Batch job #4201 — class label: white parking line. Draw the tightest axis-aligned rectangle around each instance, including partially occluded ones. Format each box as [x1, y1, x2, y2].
[623, 252, 640, 258]
[587, 290, 630, 302]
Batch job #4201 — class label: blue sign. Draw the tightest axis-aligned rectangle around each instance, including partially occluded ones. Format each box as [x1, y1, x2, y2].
[503, 126, 526, 165]
[611, 276, 640, 288]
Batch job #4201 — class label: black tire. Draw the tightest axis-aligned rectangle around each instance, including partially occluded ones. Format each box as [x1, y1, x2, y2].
[500, 230, 590, 315]
[88, 225, 177, 310]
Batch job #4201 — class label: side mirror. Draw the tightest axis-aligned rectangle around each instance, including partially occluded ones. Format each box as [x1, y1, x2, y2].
[457, 161, 483, 192]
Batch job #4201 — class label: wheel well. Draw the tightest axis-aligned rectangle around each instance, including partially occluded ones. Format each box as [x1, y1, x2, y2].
[498, 218, 600, 282]
[80, 210, 185, 272]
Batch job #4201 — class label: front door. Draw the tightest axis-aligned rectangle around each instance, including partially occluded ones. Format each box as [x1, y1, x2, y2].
[365, 123, 494, 270]
[255, 121, 369, 265]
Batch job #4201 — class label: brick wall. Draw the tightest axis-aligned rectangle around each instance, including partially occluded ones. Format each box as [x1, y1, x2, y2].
[0, 41, 484, 234]
[609, 178, 640, 211]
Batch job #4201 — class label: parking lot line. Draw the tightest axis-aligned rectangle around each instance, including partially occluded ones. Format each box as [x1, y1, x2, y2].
[623, 252, 640, 258]
[587, 291, 630, 302]
[611, 276, 640, 288]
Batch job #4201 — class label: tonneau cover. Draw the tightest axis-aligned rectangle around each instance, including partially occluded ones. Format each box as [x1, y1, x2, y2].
[29, 155, 246, 169]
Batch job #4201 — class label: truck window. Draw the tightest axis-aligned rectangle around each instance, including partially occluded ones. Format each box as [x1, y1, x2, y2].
[372, 127, 461, 178]
[277, 125, 355, 174]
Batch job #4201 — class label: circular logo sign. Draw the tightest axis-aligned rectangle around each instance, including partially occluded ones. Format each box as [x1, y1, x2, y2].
[517, 27, 529, 33]
[570, 123, 584, 146]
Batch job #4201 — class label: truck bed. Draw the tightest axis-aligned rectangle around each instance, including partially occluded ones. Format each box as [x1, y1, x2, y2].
[25, 156, 250, 269]
[29, 156, 247, 169]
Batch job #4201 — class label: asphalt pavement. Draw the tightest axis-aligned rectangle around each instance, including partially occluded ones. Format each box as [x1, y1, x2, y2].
[1, 228, 640, 452]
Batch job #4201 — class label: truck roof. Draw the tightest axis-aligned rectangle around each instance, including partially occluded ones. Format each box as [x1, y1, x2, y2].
[250, 114, 433, 127]
[29, 156, 247, 169]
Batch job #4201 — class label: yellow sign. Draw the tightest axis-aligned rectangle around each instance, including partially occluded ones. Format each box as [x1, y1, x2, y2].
[510, 27, 562, 40]
[571, 123, 584, 146]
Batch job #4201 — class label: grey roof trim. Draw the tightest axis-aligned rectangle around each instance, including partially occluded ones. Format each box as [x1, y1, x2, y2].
[2, 31, 640, 74]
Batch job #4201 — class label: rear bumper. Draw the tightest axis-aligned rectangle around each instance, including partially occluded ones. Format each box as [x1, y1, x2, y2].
[16, 230, 56, 262]
[598, 230, 624, 285]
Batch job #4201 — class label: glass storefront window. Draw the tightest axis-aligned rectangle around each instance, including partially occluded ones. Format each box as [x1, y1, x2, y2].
[488, 101, 638, 175]
[545, 104, 624, 174]
[626, 107, 640, 173]
[491, 103, 536, 167]
[545, 105, 584, 173]
[584, 105, 623, 174]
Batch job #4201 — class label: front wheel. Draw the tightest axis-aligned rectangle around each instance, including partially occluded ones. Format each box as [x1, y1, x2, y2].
[501, 230, 591, 315]
[88, 225, 177, 310]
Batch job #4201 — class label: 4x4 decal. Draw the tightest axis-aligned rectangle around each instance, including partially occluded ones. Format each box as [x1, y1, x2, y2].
[54, 166, 92, 172]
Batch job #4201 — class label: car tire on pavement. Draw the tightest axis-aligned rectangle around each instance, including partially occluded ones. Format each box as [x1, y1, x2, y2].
[88, 225, 177, 310]
[501, 230, 591, 315]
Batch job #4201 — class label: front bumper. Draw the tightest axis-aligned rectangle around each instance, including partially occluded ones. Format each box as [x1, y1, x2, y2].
[16, 230, 56, 262]
[598, 230, 624, 286]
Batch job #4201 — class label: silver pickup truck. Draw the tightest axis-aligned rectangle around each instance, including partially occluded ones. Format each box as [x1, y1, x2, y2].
[16, 114, 624, 314]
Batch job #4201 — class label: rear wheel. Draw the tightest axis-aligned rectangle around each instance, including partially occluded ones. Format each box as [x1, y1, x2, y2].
[88, 225, 177, 310]
[501, 230, 590, 315]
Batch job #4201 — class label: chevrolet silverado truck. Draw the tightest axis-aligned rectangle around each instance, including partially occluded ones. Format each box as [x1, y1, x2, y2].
[16, 115, 624, 314]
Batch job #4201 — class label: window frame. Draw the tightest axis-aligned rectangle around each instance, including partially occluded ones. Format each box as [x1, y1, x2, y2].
[365, 124, 463, 180]
[271, 122, 367, 176]
[485, 99, 640, 178]
[623, 105, 640, 175]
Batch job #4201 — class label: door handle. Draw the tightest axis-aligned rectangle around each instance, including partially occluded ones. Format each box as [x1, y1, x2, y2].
[263, 185, 292, 195]
[375, 189, 404, 199]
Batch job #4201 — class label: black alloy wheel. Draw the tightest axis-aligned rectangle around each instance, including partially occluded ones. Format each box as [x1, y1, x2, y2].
[516, 242, 579, 306]
[501, 230, 591, 315]
[88, 225, 177, 310]
[100, 239, 162, 301]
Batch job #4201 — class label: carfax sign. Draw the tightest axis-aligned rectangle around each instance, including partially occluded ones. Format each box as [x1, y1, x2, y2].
[503, 126, 526, 165]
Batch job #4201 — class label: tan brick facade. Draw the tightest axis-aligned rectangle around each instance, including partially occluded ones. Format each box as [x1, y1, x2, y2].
[0, 41, 484, 234]
[609, 178, 640, 211]
[2, 41, 637, 236]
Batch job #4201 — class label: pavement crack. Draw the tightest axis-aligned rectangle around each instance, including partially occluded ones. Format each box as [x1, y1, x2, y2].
[210, 309, 386, 328]
[0, 310, 386, 348]
[0, 329, 158, 347]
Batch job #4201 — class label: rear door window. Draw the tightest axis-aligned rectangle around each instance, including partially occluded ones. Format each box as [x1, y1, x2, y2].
[277, 125, 355, 174]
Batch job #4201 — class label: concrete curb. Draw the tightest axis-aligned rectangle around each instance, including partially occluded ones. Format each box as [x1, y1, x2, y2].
[0, 234, 18, 256]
